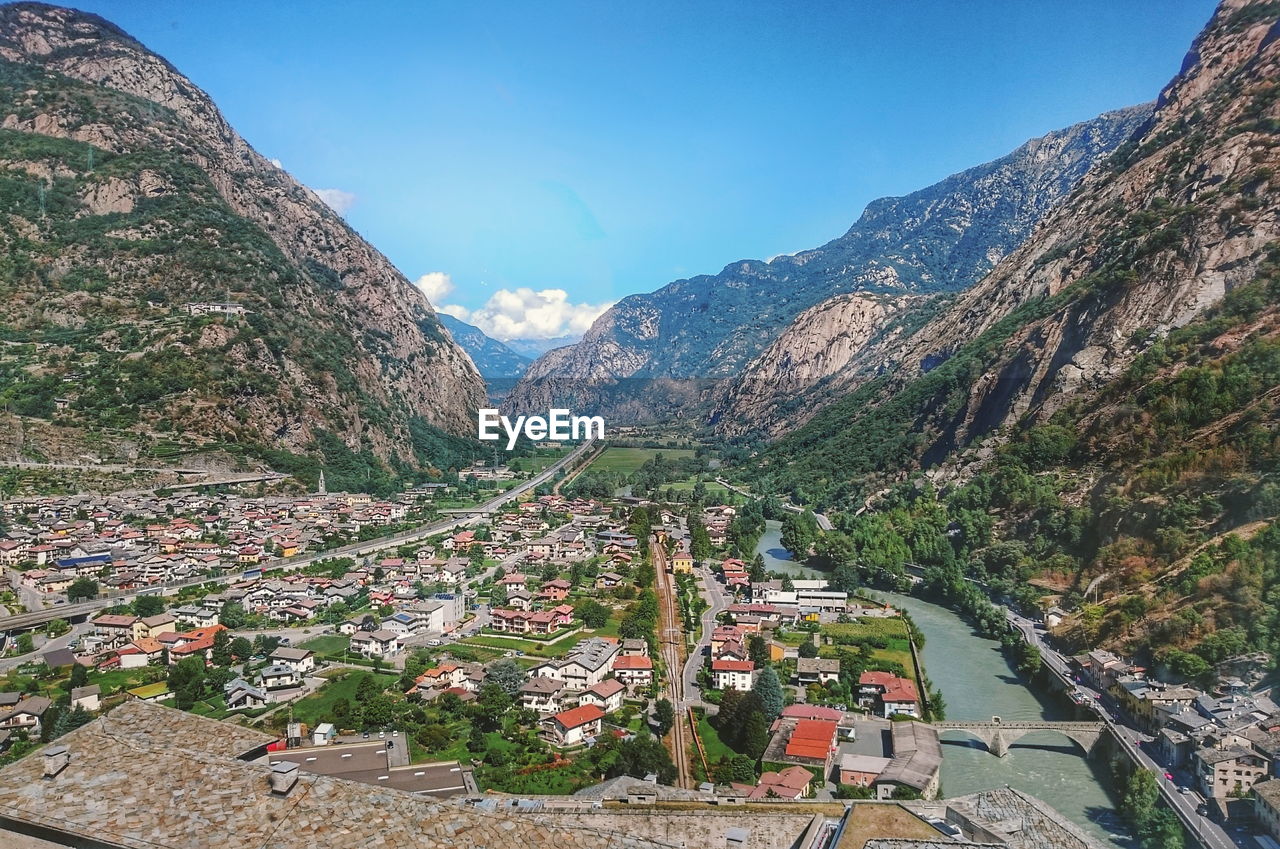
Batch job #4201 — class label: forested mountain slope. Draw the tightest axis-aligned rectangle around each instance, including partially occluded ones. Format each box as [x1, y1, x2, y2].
[753, 0, 1280, 675]
[756, 0, 1280, 510]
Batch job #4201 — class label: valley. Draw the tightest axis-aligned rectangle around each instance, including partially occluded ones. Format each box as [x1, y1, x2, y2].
[0, 2, 1277, 849]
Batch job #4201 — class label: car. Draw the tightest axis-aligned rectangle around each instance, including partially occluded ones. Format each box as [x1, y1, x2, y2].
[1164, 772, 1174, 780]
[279, 637, 291, 644]
[1179, 786, 1191, 794]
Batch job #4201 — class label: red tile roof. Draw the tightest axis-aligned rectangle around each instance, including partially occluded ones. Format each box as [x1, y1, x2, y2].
[785, 719, 836, 760]
[553, 704, 606, 729]
[711, 659, 754, 672]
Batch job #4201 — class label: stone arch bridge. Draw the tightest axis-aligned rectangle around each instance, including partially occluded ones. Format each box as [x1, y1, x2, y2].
[933, 719, 1106, 758]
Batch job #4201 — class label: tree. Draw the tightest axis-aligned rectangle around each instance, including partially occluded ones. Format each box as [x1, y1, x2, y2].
[740, 708, 769, 759]
[798, 640, 819, 659]
[68, 663, 89, 690]
[218, 601, 247, 630]
[133, 595, 166, 618]
[753, 665, 784, 720]
[747, 634, 770, 666]
[52, 705, 92, 738]
[749, 555, 767, 584]
[486, 659, 525, 696]
[490, 585, 508, 607]
[575, 599, 611, 629]
[654, 698, 675, 735]
[687, 513, 712, 561]
[230, 636, 253, 661]
[67, 578, 98, 603]
[45, 618, 70, 638]
[210, 629, 232, 667]
[167, 656, 207, 710]
[780, 511, 819, 559]
[16, 633, 33, 655]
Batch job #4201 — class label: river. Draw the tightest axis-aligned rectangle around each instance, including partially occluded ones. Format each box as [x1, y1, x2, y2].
[756, 520, 826, 578]
[753, 524, 1129, 843]
[878, 591, 1131, 846]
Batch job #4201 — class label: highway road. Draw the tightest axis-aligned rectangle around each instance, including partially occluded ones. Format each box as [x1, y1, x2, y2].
[1005, 611, 1245, 849]
[0, 440, 596, 633]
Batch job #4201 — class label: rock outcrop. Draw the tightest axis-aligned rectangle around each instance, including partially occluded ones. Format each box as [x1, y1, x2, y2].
[0, 3, 484, 465]
[760, 0, 1280, 497]
[509, 104, 1151, 421]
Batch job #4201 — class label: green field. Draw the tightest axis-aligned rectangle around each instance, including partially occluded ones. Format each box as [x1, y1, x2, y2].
[695, 710, 736, 764]
[663, 478, 732, 497]
[587, 447, 695, 476]
[817, 617, 916, 681]
[289, 669, 396, 726]
[299, 634, 350, 654]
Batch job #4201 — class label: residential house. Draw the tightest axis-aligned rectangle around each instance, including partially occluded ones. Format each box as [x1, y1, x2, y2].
[612, 655, 654, 688]
[0, 696, 52, 736]
[351, 629, 400, 658]
[70, 685, 100, 713]
[269, 647, 316, 675]
[577, 679, 625, 714]
[260, 665, 299, 691]
[541, 704, 605, 747]
[858, 672, 920, 718]
[711, 660, 755, 691]
[519, 677, 568, 714]
[796, 657, 841, 687]
[1195, 746, 1271, 799]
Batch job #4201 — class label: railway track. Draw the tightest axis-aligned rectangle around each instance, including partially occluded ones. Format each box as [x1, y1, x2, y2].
[651, 534, 693, 788]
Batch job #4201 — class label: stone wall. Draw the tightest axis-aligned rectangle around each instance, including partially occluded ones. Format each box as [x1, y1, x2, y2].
[516, 808, 821, 849]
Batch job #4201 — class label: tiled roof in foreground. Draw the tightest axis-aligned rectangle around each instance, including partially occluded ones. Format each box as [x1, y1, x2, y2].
[0, 701, 672, 849]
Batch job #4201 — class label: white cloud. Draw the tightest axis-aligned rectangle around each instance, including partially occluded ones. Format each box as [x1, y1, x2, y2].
[314, 188, 357, 215]
[412, 272, 455, 303]
[441, 287, 612, 341]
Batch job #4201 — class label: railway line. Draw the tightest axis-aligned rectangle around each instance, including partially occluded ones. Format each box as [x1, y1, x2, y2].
[651, 535, 693, 788]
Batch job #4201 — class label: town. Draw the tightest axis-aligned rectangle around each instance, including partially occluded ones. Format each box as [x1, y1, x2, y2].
[0, 444, 1271, 849]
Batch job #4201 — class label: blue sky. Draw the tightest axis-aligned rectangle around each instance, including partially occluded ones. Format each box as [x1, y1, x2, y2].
[75, 1, 1216, 340]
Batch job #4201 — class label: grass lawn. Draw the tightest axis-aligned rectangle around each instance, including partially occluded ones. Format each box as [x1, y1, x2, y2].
[91, 667, 164, 696]
[290, 669, 396, 726]
[189, 694, 228, 719]
[665, 478, 732, 497]
[299, 634, 350, 654]
[587, 447, 695, 476]
[694, 710, 737, 764]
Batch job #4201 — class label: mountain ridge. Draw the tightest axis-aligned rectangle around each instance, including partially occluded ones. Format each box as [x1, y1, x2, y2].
[0, 2, 485, 474]
[508, 104, 1152, 421]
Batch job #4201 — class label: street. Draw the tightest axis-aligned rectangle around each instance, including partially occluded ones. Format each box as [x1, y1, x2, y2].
[1006, 611, 1244, 849]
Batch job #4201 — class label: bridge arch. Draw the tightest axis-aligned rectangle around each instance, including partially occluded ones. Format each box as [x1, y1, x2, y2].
[933, 720, 1105, 758]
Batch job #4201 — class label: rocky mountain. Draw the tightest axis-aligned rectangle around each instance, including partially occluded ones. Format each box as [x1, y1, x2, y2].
[0, 2, 485, 476]
[504, 335, 580, 360]
[509, 104, 1152, 419]
[438, 313, 531, 379]
[755, 0, 1280, 510]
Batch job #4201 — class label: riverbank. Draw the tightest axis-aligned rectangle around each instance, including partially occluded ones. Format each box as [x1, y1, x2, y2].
[878, 590, 1131, 847]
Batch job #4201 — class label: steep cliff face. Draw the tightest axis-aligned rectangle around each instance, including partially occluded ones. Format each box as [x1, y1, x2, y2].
[713, 293, 923, 435]
[0, 3, 484, 467]
[509, 105, 1151, 419]
[760, 0, 1280, 507]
